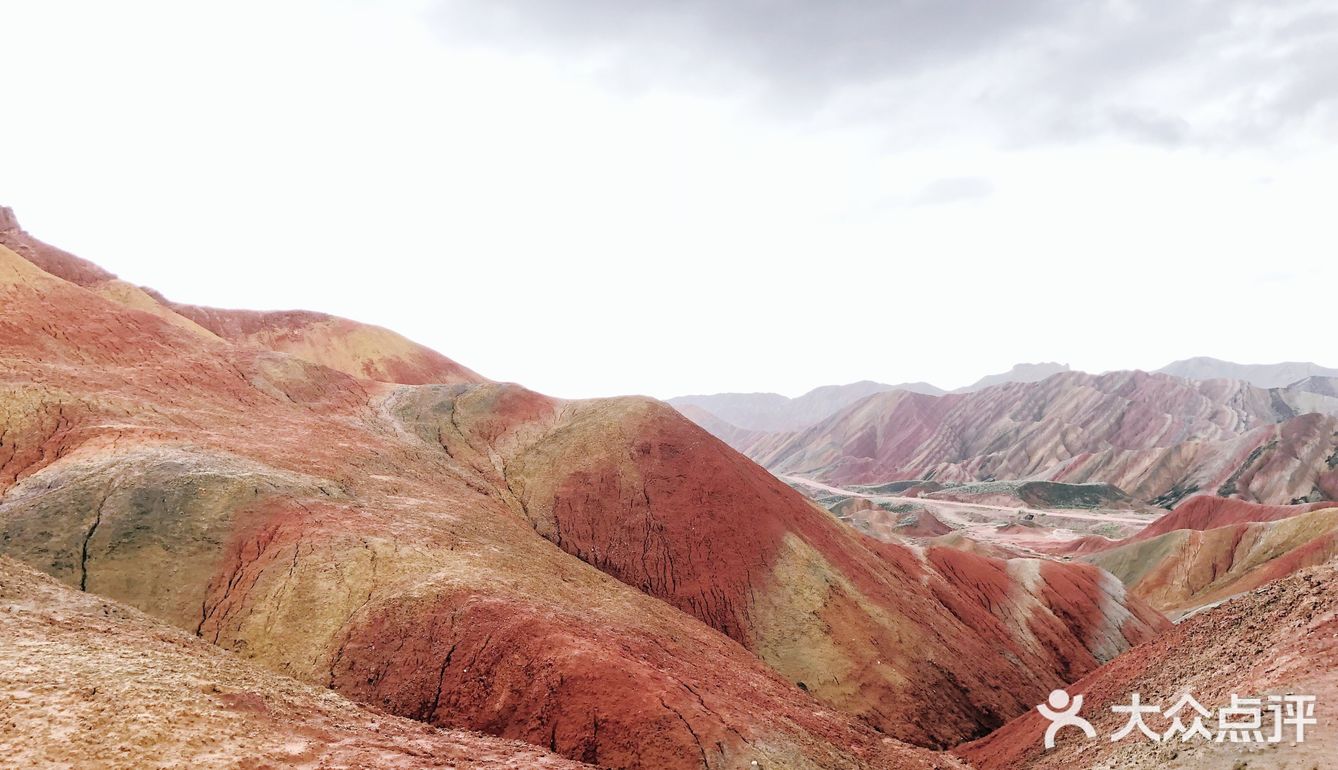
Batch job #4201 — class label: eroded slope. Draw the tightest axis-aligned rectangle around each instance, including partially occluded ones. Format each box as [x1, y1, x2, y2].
[0, 556, 591, 770]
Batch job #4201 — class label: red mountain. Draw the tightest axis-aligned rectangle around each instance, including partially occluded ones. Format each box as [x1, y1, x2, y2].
[1076, 496, 1338, 616]
[0, 209, 1167, 766]
[1132, 494, 1332, 541]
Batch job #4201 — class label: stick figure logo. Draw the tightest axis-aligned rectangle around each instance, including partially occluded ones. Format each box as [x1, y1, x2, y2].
[1037, 689, 1097, 749]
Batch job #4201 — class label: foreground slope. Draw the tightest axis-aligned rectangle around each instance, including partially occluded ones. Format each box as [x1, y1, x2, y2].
[958, 562, 1338, 769]
[0, 216, 977, 768]
[0, 556, 589, 770]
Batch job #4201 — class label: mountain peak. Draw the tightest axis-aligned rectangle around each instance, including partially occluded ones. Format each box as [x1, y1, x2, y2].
[0, 205, 18, 232]
[953, 362, 1072, 393]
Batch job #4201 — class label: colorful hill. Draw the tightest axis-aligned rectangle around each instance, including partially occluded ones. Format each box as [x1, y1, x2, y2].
[1086, 504, 1338, 616]
[0, 208, 1171, 766]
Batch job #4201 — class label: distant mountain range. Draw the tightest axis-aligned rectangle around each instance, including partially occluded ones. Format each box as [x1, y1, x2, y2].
[674, 358, 1338, 439]
[676, 365, 1338, 507]
[669, 380, 943, 433]
[1156, 356, 1338, 387]
[951, 362, 1071, 393]
[669, 364, 1074, 433]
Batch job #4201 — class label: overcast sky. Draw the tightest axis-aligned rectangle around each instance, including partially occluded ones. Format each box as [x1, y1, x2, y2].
[4, 1, 1337, 398]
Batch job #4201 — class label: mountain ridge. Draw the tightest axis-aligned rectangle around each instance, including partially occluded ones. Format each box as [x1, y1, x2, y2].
[1157, 355, 1338, 388]
[742, 369, 1338, 505]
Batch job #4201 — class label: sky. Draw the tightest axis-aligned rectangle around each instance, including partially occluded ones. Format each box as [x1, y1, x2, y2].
[3, 0, 1337, 399]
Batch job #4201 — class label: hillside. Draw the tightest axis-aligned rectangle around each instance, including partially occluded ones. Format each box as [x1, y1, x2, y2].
[1087, 506, 1338, 616]
[1132, 495, 1332, 541]
[0, 556, 591, 769]
[0, 221, 964, 768]
[958, 562, 1338, 769]
[0, 208, 1170, 766]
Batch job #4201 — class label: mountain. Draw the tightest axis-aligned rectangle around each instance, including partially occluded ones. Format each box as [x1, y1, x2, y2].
[669, 380, 941, 433]
[0, 208, 1167, 766]
[951, 362, 1072, 393]
[0, 210, 484, 387]
[1158, 356, 1338, 388]
[669, 402, 767, 448]
[0, 556, 591, 770]
[1131, 495, 1333, 541]
[1087, 504, 1338, 616]
[0, 213, 962, 768]
[1283, 375, 1338, 417]
[958, 562, 1338, 769]
[748, 370, 1338, 505]
[1290, 375, 1338, 398]
[673, 365, 1093, 436]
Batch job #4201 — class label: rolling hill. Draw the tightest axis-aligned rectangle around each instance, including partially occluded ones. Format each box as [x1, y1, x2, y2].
[0, 207, 1166, 766]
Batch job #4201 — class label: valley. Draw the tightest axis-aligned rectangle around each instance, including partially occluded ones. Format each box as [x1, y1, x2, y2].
[781, 474, 1160, 559]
